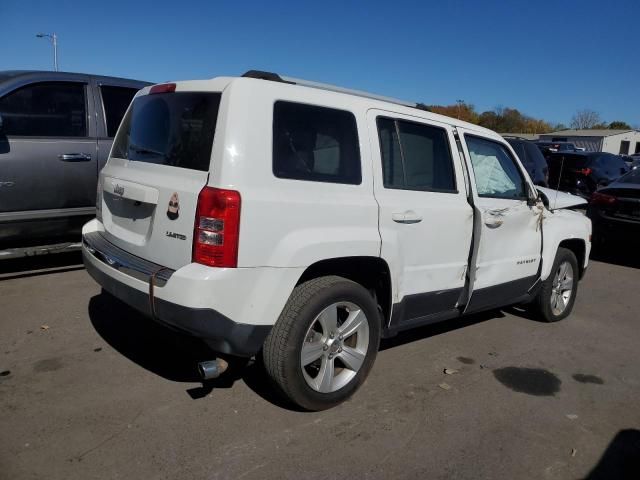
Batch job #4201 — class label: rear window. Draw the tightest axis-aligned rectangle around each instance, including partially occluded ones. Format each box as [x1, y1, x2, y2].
[272, 101, 361, 185]
[111, 92, 221, 171]
[550, 153, 590, 168]
[593, 153, 627, 171]
[524, 142, 547, 167]
[100, 85, 139, 137]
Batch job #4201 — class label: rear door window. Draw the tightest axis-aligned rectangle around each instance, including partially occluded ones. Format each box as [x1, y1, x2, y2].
[111, 92, 221, 171]
[272, 101, 361, 184]
[376, 117, 456, 192]
[100, 85, 139, 137]
[0, 82, 86, 137]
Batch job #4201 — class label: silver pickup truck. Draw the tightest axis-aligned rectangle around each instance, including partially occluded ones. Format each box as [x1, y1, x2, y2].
[0, 71, 149, 258]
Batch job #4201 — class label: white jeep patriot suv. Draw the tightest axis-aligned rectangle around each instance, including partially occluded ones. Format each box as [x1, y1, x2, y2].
[82, 71, 591, 410]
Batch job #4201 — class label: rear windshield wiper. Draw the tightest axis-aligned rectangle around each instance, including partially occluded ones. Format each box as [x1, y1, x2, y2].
[129, 143, 164, 156]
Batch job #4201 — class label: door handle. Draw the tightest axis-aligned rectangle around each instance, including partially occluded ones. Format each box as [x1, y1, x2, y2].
[392, 211, 423, 224]
[484, 219, 504, 229]
[58, 153, 92, 162]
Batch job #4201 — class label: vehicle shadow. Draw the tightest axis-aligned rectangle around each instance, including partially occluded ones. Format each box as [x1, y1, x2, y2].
[586, 429, 640, 479]
[590, 245, 640, 269]
[380, 309, 505, 351]
[89, 290, 517, 411]
[0, 251, 84, 281]
[87, 291, 300, 411]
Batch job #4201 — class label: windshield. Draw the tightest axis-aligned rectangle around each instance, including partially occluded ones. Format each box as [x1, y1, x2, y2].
[111, 92, 221, 171]
[619, 169, 640, 184]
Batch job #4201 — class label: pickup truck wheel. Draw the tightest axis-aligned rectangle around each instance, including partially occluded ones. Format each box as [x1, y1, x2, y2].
[263, 276, 380, 411]
[536, 248, 579, 322]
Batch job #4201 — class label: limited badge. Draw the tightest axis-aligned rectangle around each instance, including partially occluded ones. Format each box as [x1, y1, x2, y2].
[167, 192, 180, 220]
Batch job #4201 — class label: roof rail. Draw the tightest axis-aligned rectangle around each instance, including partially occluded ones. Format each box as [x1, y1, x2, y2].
[502, 135, 533, 141]
[241, 69, 428, 112]
[242, 70, 294, 84]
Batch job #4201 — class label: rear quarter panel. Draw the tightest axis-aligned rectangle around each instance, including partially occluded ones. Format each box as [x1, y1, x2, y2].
[211, 79, 380, 268]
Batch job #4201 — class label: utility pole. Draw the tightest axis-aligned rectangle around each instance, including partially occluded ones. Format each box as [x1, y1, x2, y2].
[456, 99, 464, 119]
[36, 33, 58, 71]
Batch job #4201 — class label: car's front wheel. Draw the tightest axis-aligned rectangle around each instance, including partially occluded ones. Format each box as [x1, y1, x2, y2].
[263, 276, 380, 411]
[535, 247, 579, 322]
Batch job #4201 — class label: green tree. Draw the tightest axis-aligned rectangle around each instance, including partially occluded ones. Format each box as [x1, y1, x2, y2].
[608, 121, 632, 129]
[428, 102, 479, 124]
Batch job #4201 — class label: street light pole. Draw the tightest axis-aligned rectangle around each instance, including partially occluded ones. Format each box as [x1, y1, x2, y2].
[456, 99, 464, 119]
[36, 33, 58, 71]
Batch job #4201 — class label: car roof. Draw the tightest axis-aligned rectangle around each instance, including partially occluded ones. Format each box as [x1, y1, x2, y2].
[0, 70, 151, 90]
[225, 74, 499, 138]
[505, 137, 535, 144]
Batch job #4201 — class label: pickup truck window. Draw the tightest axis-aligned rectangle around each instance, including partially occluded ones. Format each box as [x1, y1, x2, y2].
[272, 101, 361, 185]
[377, 117, 456, 192]
[0, 82, 86, 137]
[100, 86, 139, 138]
[466, 135, 526, 199]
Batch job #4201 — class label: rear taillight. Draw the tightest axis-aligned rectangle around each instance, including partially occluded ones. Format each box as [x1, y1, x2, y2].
[572, 167, 592, 176]
[149, 83, 176, 94]
[590, 191, 617, 207]
[193, 187, 241, 267]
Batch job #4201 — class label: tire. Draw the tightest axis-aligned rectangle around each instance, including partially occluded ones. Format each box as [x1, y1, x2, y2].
[535, 247, 579, 322]
[263, 275, 381, 411]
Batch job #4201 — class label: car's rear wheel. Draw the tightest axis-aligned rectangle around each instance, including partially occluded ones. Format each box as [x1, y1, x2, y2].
[535, 247, 579, 322]
[263, 276, 380, 411]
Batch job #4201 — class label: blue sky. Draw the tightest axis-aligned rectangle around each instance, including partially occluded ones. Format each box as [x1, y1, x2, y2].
[1, 0, 638, 126]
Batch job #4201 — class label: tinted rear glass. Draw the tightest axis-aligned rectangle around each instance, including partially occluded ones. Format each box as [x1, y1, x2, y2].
[549, 153, 590, 168]
[272, 101, 361, 184]
[111, 92, 221, 171]
[524, 142, 547, 166]
[592, 153, 627, 170]
[101, 85, 139, 137]
[0, 82, 86, 137]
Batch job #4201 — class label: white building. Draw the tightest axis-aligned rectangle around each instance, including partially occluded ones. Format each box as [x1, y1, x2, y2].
[537, 130, 640, 154]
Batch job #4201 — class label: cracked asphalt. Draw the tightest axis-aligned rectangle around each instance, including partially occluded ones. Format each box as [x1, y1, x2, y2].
[1, 251, 639, 479]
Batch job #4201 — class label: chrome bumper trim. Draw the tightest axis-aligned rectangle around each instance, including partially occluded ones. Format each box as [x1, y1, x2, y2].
[82, 232, 174, 287]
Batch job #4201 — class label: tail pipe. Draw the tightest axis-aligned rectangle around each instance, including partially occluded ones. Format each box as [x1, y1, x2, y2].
[197, 358, 229, 380]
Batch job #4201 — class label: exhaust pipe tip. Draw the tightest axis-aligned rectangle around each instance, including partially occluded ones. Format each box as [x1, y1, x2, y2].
[198, 358, 229, 380]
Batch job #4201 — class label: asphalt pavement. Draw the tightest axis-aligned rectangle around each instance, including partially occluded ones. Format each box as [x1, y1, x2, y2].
[1, 252, 639, 479]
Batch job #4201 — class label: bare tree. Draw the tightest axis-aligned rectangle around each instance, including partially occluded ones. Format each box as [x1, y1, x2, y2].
[570, 109, 602, 129]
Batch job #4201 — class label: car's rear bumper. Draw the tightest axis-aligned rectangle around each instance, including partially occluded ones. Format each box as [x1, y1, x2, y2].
[83, 251, 271, 356]
[588, 207, 640, 241]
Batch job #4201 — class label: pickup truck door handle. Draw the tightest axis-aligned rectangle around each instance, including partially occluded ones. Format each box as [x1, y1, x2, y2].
[392, 211, 423, 224]
[58, 153, 92, 162]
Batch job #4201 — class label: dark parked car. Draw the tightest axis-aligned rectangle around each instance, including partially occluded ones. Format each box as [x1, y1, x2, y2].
[0, 71, 150, 255]
[546, 151, 630, 199]
[535, 141, 582, 155]
[504, 137, 549, 186]
[587, 168, 640, 246]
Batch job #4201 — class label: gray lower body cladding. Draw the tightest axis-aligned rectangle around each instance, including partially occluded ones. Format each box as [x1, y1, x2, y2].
[83, 248, 271, 357]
